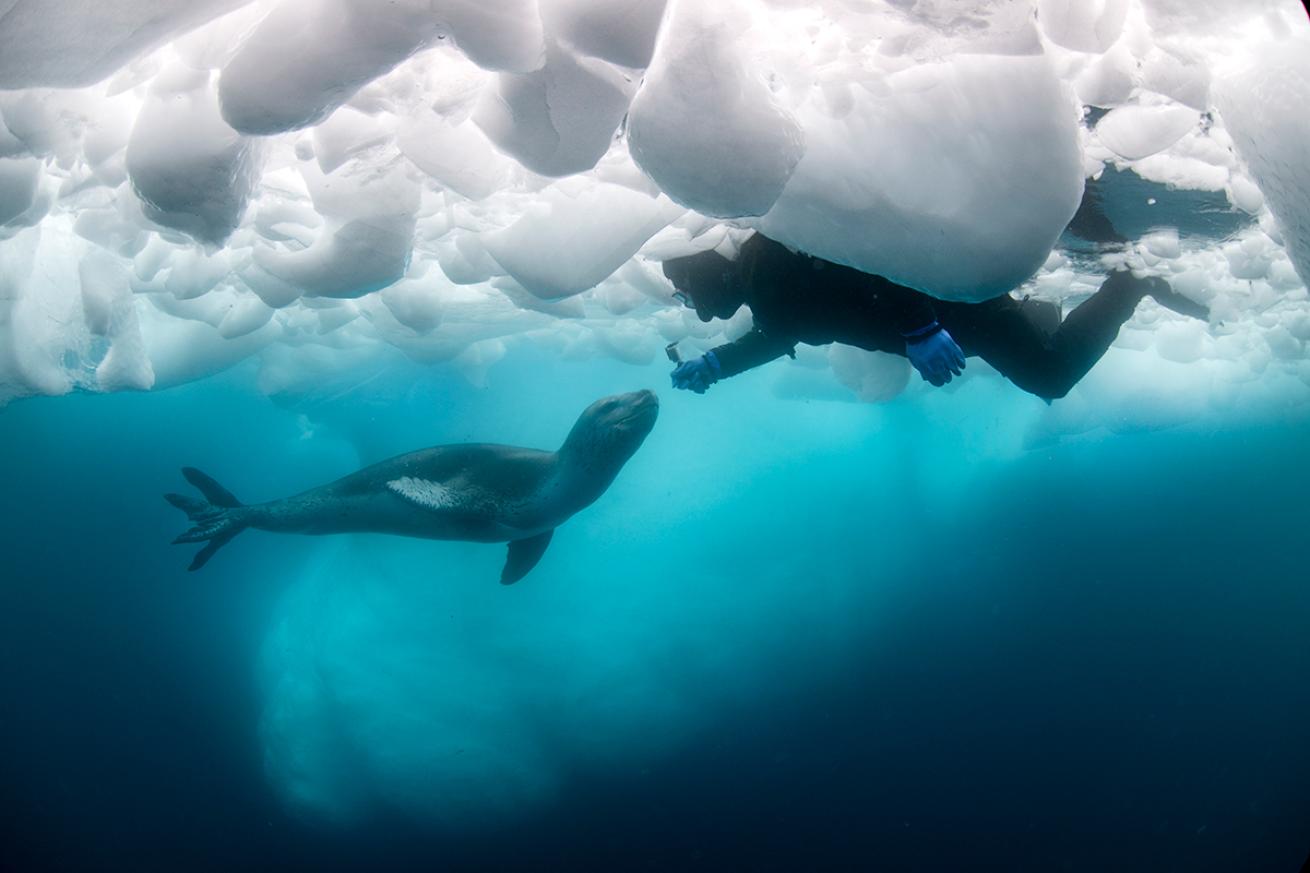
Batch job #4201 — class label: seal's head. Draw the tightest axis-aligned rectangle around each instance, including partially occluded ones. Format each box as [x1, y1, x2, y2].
[662, 250, 746, 322]
[559, 390, 660, 482]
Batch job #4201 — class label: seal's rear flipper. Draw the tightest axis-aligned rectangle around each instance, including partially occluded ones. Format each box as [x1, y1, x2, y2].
[187, 528, 240, 571]
[165, 467, 248, 571]
[501, 530, 554, 585]
[182, 466, 242, 507]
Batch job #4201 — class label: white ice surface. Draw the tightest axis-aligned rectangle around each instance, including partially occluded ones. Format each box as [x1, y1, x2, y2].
[0, 0, 1307, 432]
[626, 0, 805, 219]
[0, 0, 253, 89]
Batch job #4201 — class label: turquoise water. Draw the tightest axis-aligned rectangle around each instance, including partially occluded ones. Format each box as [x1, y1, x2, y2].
[2, 350, 1309, 871]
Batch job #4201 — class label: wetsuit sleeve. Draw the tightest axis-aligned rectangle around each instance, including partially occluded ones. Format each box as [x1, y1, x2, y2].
[871, 278, 939, 336]
[709, 329, 797, 379]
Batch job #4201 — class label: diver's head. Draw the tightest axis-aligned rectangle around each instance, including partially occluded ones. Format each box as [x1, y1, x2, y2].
[662, 249, 745, 323]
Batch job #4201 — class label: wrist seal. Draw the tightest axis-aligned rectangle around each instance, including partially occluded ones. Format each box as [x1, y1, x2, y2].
[902, 320, 944, 342]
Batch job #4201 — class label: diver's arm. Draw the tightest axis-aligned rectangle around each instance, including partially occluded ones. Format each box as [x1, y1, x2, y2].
[709, 328, 797, 379]
[868, 279, 966, 386]
[671, 328, 796, 394]
[867, 278, 940, 336]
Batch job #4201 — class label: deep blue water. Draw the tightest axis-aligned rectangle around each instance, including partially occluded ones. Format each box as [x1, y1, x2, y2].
[2, 351, 1309, 872]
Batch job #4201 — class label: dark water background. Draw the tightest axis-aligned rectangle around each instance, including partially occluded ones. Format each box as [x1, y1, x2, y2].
[2, 353, 1308, 872]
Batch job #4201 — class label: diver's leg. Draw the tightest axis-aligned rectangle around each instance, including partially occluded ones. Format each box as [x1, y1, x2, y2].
[957, 273, 1200, 400]
[1043, 270, 1214, 387]
[940, 297, 1077, 401]
[944, 274, 1143, 401]
[1035, 271, 1150, 396]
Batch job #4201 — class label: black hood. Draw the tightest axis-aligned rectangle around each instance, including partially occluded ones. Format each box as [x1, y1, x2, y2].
[662, 249, 744, 321]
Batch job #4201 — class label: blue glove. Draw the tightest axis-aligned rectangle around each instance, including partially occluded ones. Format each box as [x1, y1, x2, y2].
[904, 322, 965, 387]
[670, 351, 721, 394]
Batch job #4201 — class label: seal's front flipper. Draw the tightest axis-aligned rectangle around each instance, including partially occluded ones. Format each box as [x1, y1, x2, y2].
[501, 530, 554, 585]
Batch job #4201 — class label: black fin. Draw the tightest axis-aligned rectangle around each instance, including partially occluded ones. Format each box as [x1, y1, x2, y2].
[165, 493, 210, 519]
[164, 468, 249, 571]
[1147, 281, 1210, 321]
[182, 467, 242, 507]
[501, 530, 554, 586]
[189, 528, 239, 571]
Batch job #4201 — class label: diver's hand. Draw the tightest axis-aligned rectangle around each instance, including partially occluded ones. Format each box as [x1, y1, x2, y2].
[904, 323, 965, 387]
[670, 352, 721, 394]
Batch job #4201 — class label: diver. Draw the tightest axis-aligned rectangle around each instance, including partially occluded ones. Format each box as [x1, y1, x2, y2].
[663, 188, 1208, 401]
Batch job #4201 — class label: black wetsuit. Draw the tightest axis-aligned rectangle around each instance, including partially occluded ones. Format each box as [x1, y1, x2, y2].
[710, 232, 1146, 402]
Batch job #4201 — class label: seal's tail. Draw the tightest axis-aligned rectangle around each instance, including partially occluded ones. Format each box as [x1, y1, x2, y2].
[164, 467, 248, 571]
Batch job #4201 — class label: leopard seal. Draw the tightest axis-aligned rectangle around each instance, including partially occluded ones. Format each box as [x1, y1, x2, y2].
[165, 389, 659, 584]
